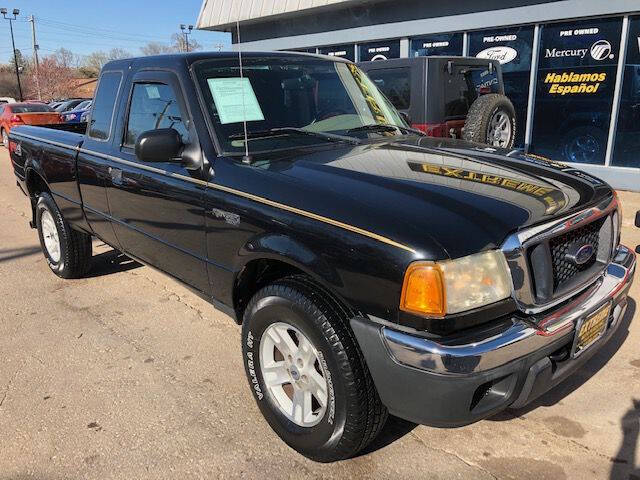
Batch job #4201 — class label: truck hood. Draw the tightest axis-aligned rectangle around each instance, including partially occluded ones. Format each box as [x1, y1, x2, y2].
[257, 136, 613, 259]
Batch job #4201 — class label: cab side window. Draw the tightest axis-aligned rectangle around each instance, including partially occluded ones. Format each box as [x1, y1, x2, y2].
[124, 83, 188, 147]
[89, 71, 122, 141]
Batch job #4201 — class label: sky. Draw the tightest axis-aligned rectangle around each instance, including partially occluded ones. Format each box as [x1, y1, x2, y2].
[0, 0, 231, 62]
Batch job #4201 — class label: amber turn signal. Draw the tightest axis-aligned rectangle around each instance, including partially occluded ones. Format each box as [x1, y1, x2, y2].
[399, 262, 446, 316]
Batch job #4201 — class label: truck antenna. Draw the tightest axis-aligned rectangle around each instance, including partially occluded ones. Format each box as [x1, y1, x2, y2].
[236, 19, 252, 164]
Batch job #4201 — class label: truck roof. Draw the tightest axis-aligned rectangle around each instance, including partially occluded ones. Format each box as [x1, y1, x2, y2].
[103, 50, 352, 71]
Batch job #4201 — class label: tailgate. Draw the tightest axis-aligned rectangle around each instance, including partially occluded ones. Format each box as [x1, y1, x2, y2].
[18, 112, 63, 125]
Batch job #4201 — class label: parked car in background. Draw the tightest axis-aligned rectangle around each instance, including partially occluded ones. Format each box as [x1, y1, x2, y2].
[54, 99, 90, 113]
[358, 57, 517, 148]
[62, 100, 92, 123]
[0, 103, 62, 146]
[0, 97, 16, 104]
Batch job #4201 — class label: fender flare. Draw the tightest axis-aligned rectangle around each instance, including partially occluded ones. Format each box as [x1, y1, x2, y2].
[231, 232, 349, 316]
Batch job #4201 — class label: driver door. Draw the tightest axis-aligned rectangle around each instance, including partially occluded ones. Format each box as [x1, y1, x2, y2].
[106, 71, 209, 293]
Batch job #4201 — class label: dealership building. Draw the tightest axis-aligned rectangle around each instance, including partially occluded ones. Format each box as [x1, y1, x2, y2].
[197, 0, 640, 190]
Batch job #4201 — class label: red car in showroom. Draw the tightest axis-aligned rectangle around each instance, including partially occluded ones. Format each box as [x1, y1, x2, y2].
[0, 102, 62, 146]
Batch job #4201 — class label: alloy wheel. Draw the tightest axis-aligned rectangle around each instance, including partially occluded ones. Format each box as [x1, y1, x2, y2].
[41, 210, 61, 263]
[259, 322, 329, 427]
[487, 110, 512, 148]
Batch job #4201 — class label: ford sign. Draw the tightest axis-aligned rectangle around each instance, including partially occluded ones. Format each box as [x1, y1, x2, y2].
[476, 46, 518, 65]
[566, 243, 595, 266]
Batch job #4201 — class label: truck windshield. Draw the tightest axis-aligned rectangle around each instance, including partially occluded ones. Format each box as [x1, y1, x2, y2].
[194, 56, 408, 155]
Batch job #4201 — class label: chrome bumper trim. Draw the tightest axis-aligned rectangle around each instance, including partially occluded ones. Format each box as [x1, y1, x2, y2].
[383, 245, 635, 375]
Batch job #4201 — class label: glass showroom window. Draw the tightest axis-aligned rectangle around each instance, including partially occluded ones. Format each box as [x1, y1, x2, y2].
[530, 17, 622, 165]
[410, 33, 463, 57]
[611, 16, 640, 168]
[468, 26, 534, 148]
[318, 44, 355, 62]
[359, 40, 401, 62]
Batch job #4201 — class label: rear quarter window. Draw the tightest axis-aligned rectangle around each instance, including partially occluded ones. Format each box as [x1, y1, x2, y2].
[89, 71, 123, 141]
[366, 68, 411, 110]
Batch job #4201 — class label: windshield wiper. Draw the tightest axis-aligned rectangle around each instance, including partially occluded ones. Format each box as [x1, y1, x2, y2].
[229, 127, 360, 145]
[347, 123, 426, 137]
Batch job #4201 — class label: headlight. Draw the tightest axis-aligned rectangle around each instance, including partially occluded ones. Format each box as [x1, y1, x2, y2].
[400, 250, 512, 316]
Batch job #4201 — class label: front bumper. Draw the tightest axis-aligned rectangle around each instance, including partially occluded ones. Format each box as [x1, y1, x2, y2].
[351, 245, 636, 427]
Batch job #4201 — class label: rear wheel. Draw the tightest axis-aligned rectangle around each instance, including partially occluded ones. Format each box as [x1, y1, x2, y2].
[241, 275, 387, 462]
[561, 126, 607, 164]
[36, 192, 92, 278]
[463, 94, 516, 149]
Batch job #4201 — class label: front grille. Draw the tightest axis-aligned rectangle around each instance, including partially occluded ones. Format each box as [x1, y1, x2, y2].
[527, 213, 614, 303]
[549, 216, 605, 290]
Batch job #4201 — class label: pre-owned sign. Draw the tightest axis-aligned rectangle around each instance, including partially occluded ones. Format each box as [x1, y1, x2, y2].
[318, 44, 355, 62]
[410, 33, 463, 57]
[359, 40, 400, 62]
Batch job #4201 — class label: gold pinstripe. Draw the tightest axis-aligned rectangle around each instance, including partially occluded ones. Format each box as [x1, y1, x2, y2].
[15, 133, 417, 254]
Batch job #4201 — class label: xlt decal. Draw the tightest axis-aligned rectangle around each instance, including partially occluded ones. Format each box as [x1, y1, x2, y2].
[408, 162, 567, 213]
[211, 208, 240, 226]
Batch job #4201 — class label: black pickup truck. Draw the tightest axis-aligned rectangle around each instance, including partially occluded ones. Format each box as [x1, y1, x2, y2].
[9, 52, 637, 462]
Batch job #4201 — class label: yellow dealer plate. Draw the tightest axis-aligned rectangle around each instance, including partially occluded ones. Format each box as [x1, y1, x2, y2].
[573, 302, 611, 357]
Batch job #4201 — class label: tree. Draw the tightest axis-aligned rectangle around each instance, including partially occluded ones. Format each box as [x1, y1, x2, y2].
[54, 47, 75, 69]
[140, 41, 174, 56]
[171, 33, 202, 53]
[9, 49, 28, 73]
[81, 48, 131, 77]
[23, 54, 76, 100]
[108, 48, 131, 61]
[84, 51, 109, 76]
[0, 71, 20, 98]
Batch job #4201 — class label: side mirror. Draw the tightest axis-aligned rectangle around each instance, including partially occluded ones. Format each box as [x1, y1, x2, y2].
[399, 111, 411, 126]
[135, 128, 183, 163]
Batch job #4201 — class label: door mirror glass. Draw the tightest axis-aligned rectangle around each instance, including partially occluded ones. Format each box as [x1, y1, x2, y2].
[135, 128, 183, 163]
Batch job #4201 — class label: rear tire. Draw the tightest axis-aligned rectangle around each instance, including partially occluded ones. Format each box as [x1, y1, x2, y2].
[241, 275, 387, 462]
[36, 192, 92, 279]
[561, 126, 607, 164]
[463, 94, 516, 149]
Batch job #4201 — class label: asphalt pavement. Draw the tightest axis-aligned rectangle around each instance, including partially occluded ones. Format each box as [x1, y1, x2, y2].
[0, 148, 639, 479]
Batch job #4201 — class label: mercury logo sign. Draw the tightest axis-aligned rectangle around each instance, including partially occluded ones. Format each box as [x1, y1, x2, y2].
[545, 39, 614, 60]
[476, 46, 518, 64]
[590, 40, 613, 60]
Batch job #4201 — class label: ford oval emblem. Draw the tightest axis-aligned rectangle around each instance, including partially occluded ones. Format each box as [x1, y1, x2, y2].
[566, 243, 595, 266]
[475, 46, 518, 65]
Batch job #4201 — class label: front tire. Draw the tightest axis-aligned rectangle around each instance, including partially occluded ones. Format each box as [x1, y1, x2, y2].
[241, 275, 387, 462]
[36, 192, 92, 278]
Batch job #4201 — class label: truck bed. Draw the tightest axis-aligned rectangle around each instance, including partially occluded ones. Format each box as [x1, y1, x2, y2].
[9, 124, 85, 213]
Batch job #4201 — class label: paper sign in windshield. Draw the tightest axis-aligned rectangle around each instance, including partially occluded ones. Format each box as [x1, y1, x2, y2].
[207, 77, 265, 124]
